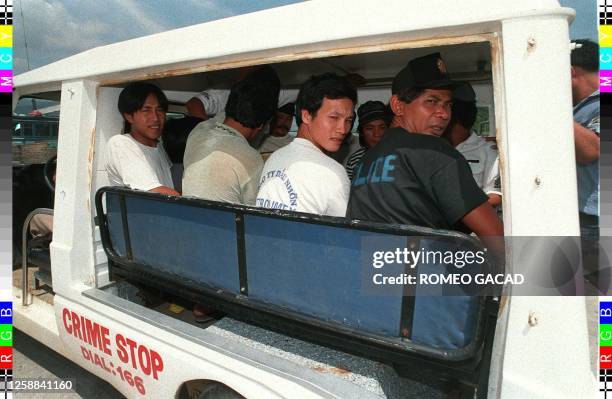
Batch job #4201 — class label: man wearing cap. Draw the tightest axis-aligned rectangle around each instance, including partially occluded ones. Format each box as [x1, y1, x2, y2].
[258, 102, 295, 156]
[571, 40, 599, 237]
[570, 39, 600, 289]
[443, 82, 501, 207]
[347, 53, 503, 240]
[345, 101, 389, 180]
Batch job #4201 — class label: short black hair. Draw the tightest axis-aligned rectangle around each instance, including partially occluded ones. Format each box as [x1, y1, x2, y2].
[295, 73, 357, 125]
[277, 102, 295, 116]
[450, 99, 477, 130]
[225, 65, 280, 129]
[118, 82, 168, 133]
[571, 39, 599, 73]
[396, 87, 426, 104]
[162, 116, 203, 163]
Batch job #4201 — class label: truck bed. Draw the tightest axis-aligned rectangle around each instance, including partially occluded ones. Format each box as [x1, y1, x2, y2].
[87, 283, 447, 398]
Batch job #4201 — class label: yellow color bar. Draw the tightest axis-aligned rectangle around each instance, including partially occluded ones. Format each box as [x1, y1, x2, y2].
[0, 26, 11, 48]
[601, 26, 612, 48]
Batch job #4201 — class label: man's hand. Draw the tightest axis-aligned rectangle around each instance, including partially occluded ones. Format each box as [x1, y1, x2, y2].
[186, 97, 209, 120]
[149, 186, 180, 196]
[487, 193, 502, 207]
[462, 202, 504, 260]
[574, 121, 599, 165]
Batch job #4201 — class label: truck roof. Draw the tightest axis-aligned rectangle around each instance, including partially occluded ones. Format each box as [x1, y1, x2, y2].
[15, 0, 573, 91]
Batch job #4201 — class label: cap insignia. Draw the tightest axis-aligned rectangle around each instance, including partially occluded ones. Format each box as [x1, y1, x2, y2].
[437, 58, 447, 74]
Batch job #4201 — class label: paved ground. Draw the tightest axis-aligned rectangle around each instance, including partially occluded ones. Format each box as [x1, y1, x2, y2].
[13, 329, 124, 399]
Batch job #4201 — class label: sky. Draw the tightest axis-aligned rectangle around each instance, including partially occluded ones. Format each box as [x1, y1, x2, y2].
[13, 0, 305, 74]
[13, 0, 598, 75]
[559, 0, 598, 40]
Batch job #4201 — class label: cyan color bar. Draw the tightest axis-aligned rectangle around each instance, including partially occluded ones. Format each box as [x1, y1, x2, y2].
[602, 48, 612, 71]
[0, 48, 11, 70]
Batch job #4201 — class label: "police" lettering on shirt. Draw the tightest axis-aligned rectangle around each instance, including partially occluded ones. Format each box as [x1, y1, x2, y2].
[352, 154, 397, 186]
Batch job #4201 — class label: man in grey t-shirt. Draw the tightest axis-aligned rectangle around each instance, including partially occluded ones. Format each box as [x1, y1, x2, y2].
[182, 66, 280, 205]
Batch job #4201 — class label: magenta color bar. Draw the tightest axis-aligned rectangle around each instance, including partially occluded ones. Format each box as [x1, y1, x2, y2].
[0, 70, 10, 93]
[601, 70, 612, 93]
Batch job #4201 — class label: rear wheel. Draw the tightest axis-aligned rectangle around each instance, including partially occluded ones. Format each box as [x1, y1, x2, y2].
[198, 383, 244, 399]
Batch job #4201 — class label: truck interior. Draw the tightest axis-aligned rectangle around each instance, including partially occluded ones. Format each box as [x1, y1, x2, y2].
[15, 39, 503, 396]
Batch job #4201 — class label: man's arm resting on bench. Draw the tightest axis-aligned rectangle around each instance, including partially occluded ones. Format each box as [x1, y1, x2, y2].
[150, 186, 180, 196]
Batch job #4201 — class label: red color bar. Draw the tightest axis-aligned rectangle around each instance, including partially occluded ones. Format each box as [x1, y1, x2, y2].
[601, 346, 612, 369]
[0, 347, 11, 369]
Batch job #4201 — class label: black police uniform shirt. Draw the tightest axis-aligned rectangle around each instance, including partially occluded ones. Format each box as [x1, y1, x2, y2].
[346, 128, 487, 231]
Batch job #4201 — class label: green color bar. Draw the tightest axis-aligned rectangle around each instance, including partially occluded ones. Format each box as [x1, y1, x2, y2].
[0, 324, 12, 347]
[601, 324, 612, 347]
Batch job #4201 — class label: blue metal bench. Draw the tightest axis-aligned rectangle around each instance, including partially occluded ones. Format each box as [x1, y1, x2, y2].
[95, 187, 498, 386]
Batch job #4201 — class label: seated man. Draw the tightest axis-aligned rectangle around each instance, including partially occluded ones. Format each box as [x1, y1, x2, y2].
[186, 78, 296, 153]
[258, 102, 295, 157]
[106, 82, 179, 196]
[345, 101, 390, 180]
[182, 66, 280, 205]
[347, 53, 503, 242]
[443, 83, 502, 207]
[185, 66, 263, 120]
[162, 116, 204, 193]
[256, 73, 356, 217]
[105, 82, 185, 313]
[186, 69, 296, 122]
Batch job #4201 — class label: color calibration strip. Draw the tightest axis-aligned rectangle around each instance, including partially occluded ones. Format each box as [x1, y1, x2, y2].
[601, 2, 611, 397]
[0, 1, 11, 398]
[602, 0, 612, 244]
[601, 301, 612, 397]
[602, 24, 612, 93]
[0, 0, 9, 93]
[602, 0, 612, 93]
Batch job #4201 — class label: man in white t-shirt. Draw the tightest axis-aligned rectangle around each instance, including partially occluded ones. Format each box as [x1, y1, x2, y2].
[258, 102, 295, 157]
[106, 82, 179, 196]
[443, 82, 501, 207]
[104, 82, 188, 316]
[256, 73, 356, 217]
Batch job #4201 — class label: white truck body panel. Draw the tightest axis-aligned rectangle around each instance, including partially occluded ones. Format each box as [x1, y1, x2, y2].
[13, 1, 595, 397]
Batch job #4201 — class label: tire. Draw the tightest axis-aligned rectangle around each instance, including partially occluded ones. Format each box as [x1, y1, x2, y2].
[198, 383, 244, 399]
